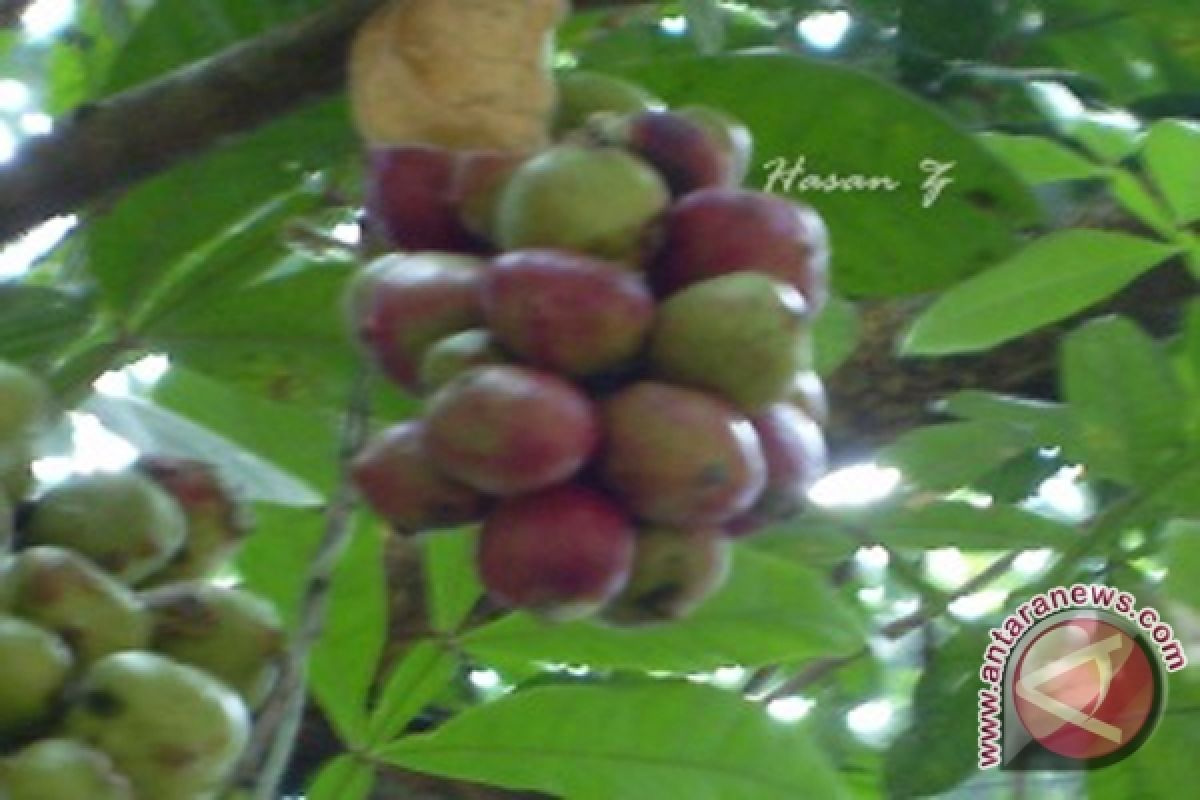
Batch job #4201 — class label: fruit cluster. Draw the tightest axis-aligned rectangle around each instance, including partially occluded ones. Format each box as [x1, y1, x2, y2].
[0, 361, 284, 800]
[349, 73, 831, 624]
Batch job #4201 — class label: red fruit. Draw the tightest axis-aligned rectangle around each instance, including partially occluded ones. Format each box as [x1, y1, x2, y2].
[483, 249, 654, 377]
[726, 404, 827, 537]
[457, 150, 527, 243]
[603, 110, 732, 196]
[346, 253, 485, 390]
[478, 484, 635, 619]
[366, 145, 483, 252]
[425, 366, 599, 496]
[650, 188, 830, 310]
[352, 422, 487, 533]
[600, 382, 766, 526]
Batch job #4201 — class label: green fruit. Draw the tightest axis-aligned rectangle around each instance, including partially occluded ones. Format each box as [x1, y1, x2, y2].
[144, 583, 285, 710]
[602, 528, 731, 625]
[64, 652, 250, 800]
[0, 547, 150, 667]
[419, 329, 507, 394]
[0, 616, 72, 741]
[25, 472, 187, 584]
[554, 71, 662, 134]
[0, 439, 34, 503]
[0, 362, 49, 443]
[650, 273, 811, 411]
[0, 739, 133, 800]
[495, 145, 669, 264]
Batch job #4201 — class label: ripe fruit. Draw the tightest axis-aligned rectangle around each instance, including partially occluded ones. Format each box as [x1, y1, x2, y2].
[553, 71, 662, 134]
[24, 472, 187, 584]
[0, 739, 134, 800]
[425, 366, 599, 495]
[143, 584, 285, 710]
[483, 249, 654, 376]
[600, 383, 766, 526]
[650, 273, 810, 411]
[0, 547, 150, 667]
[0, 616, 72, 741]
[678, 106, 754, 186]
[495, 144, 669, 263]
[347, 252, 485, 390]
[596, 110, 732, 196]
[650, 188, 830, 309]
[603, 528, 731, 624]
[419, 329, 507, 394]
[351, 421, 486, 533]
[0, 361, 49, 443]
[727, 404, 827, 536]
[137, 456, 251, 585]
[64, 652, 250, 800]
[478, 484, 635, 619]
[365, 145, 484, 253]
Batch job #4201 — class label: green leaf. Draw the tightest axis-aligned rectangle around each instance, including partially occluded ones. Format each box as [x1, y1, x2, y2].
[1107, 168, 1178, 239]
[978, 132, 1102, 184]
[461, 549, 863, 672]
[367, 641, 458, 746]
[309, 519, 388, 744]
[1164, 519, 1200, 611]
[380, 682, 849, 800]
[0, 285, 95, 370]
[1143, 119, 1200, 225]
[813, 294, 860, 376]
[682, 0, 726, 55]
[236, 504, 323, 630]
[616, 53, 1040, 297]
[938, 390, 1072, 444]
[903, 230, 1178, 355]
[424, 528, 483, 634]
[307, 754, 375, 800]
[862, 502, 1079, 550]
[879, 421, 1033, 491]
[1061, 316, 1189, 485]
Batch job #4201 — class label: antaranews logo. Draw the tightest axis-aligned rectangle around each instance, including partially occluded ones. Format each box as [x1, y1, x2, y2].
[977, 584, 1187, 770]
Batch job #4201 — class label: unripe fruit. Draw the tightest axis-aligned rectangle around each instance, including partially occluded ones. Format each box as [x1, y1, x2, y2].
[24, 472, 187, 585]
[136, 456, 251, 585]
[495, 145, 669, 264]
[347, 252, 486, 390]
[553, 71, 662, 134]
[650, 273, 810, 411]
[352, 421, 487, 533]
[365, 145, 484, 253]
[484, 249, 655, 377]
[426, 366, 599, 496]
[0, 739, 134, 800]
[596, 110, 732, 196]
[651, 188, 830, 309]
[0, 547, 150, 667]
[478, 484, 635, 619]
[0, 439, 33, 502]
[143, 584, 285, 710]
[0, 361, 50, 443]
[600, 383, 767, 526]
[678, 106, 754, 186]
[64, 652, 250, 800]
[727, 404, 827, 537]
[602, 527, 731, 624]
[0, 616, 72, 741]
[457, 150, 527, 244]
[419, 329, 507, 394]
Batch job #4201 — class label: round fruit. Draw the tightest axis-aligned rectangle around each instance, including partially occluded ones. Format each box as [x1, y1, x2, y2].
[24, 472, 187, 584]
[602, 527, 731, 624]
[494, 144, 669, 264]
[0, 739, 134, 800]
[137, 456, 251, 585]
[425, 366, 599, 496]
[727, 404, 827, 536]
[457, 150, 527, 243]
[789, 370, 829, 426]
[650, 273, 810, 411]
[0, 616, 72, 741]
[483, 249, 655, 376]
[143, 584, 285, 710]
[600, 382, 767, 526]
[650, 188, 830, 309]
[419, 329, 507, 394]
[0, 439, 34, 502]
[553, 71, 662, 134]
[365, 144, 484, 252]
[0, 547, 150, 666]
[478, 484, 635, 619]
[597, 109, 732, 196]
[678, 106, 754, 186]
[352, 421, 487, 533]
[64, 651, 250, 800]
[346, 252, 485, 391]
[0, 361, 49, 443]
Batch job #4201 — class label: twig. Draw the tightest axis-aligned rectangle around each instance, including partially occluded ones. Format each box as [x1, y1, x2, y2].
[234, 367, 373, 799]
